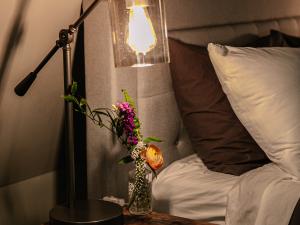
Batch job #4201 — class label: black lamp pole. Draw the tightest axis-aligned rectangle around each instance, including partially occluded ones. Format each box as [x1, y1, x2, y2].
[14, 1, 123, 224]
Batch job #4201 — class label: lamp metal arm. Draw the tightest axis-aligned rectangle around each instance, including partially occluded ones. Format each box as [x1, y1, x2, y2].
[70, 0, 102, 33]
[14, 0, 103, 96]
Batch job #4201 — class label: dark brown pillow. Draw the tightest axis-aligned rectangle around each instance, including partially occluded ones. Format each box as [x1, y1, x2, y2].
[270, 30, 300, 47]
[169, 38, 271, 175]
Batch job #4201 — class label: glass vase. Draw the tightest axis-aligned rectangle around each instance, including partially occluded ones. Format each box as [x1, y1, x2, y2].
[128, 165, 152, 215]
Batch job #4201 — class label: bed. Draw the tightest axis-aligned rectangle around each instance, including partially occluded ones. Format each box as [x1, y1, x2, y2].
[83, 0, 300, 224]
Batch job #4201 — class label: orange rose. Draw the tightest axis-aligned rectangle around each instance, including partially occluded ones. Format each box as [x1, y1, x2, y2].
[142, 144, 164, 170]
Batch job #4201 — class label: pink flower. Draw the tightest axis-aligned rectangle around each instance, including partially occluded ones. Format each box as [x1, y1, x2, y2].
[116, 102, 139, 146]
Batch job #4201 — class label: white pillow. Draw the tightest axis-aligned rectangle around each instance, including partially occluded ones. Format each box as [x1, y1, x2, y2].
[208, 44, 300, 178]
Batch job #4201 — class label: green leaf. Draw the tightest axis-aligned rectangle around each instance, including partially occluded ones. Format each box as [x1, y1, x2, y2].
[134, 118, 140, 128]
[94, 112, 103, 125]
[143, 137, 162, 144]
[71, 82, 78, 95]
[93, 110, 108, 116]
[105, 110, 117, 129]
[93, 110, 110, 125]
[118, 155, 134, 164]
[63, 95, 77, 103]
[79, 98, 87, 108]
[122, 89, 136, 109]
[129, 145, 135, 153]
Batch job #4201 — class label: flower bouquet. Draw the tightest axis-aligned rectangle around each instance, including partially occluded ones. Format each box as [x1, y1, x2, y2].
[64, 82, 164, 214]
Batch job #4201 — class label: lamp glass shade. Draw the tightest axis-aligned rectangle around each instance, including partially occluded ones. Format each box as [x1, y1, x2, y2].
[108, 0, 170, 67]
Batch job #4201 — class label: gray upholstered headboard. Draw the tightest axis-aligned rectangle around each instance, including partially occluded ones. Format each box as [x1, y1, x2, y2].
[83, 0, 300, 199]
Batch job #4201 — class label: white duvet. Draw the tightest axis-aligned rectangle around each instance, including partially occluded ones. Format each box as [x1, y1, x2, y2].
[153, 154, 300, 225]
[226, 163, 300, 225]
[152, 154, 238, 224]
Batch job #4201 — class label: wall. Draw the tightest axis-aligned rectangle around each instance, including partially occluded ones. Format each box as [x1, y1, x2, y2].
[0, 0, 81, 224]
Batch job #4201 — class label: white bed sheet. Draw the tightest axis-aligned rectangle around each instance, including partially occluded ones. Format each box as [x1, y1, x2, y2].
[152, 154, 238, 225]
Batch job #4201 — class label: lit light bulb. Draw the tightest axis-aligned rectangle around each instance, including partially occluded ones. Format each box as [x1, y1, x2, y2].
[126, 5, 157, 55]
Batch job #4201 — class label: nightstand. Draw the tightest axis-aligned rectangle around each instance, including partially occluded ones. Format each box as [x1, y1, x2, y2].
[42, 210, 216, 225]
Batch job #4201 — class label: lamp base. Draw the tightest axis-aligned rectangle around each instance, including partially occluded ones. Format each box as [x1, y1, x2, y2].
[49, 199, 123, 225]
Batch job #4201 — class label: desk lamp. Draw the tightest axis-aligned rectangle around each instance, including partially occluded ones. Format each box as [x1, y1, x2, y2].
[14, 0, 169, 224]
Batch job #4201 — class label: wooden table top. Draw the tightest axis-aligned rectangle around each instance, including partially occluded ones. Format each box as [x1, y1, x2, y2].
[124, 210, 216, 225]
[43, 210, 216, 225]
